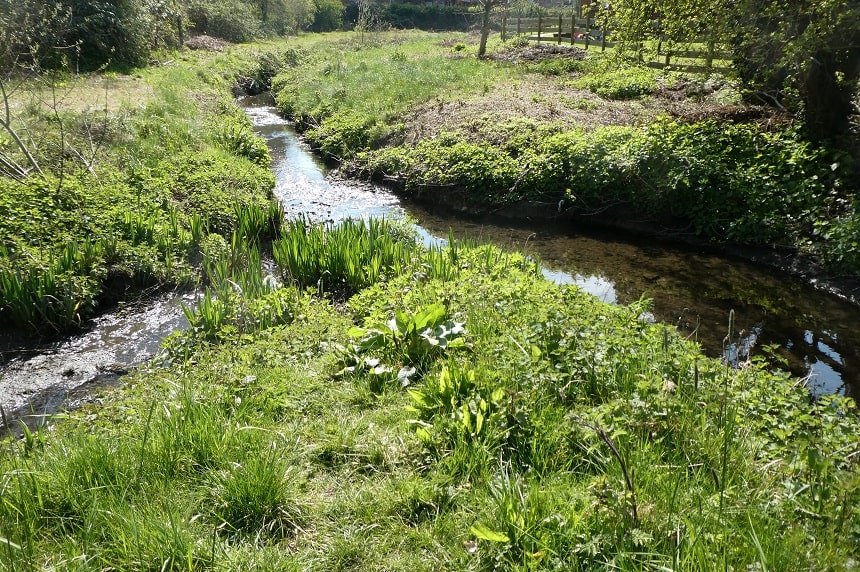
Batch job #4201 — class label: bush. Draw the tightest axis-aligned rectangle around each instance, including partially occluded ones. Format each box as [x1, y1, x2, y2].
[572, 65, 659, 99]
[187, 0, 262, 43]
[0, 0, 164, 71]
[311, 0, 345, 32]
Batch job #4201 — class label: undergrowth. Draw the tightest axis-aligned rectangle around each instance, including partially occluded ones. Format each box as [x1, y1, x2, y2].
[0, 48, 279, 331]
[1, 218, 857, 571]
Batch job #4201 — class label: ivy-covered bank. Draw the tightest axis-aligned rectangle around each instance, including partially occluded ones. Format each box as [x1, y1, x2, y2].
[270, 31, 860, 277]
[0, 48, 281, 332]
[1, 218, 858, 570]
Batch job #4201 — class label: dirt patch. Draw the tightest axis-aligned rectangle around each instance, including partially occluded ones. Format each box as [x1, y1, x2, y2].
[184, 35, 232, 52]
[403, 77, 676, 145]
[7, 74, 154, 115]
[402, 45, 796, 144]
[487, 43, 587, 64]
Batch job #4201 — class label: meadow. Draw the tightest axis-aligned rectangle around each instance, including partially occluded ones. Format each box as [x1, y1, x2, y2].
[0, 31, 858, 571]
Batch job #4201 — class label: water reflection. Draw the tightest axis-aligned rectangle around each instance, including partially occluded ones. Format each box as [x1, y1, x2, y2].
[245, 100, 860, 402]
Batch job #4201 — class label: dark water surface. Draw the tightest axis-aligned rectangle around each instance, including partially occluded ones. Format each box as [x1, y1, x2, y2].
[246, 99, 860, 402]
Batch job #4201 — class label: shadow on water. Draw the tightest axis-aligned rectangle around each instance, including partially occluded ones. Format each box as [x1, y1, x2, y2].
[243, 95, 860, 403]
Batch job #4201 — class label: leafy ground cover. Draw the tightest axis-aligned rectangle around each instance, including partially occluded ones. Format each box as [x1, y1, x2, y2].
[1, 218, 857, 570]
[0, 46, 290, 331]
[270, 31, 860, 277]
[0, 31, 858, 571]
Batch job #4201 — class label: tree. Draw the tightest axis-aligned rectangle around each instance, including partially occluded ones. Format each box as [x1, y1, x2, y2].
[607, 0, 860, 143]
[477, 0, 500, 59]
[310, 0, 344, 32]
[732, 0, 860, 142]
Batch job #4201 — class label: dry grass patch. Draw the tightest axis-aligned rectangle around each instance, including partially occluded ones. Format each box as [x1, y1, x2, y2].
[6, 73, 155, 115]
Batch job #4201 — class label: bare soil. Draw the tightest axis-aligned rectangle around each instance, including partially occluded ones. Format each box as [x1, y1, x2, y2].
[402, 43, 789, 146]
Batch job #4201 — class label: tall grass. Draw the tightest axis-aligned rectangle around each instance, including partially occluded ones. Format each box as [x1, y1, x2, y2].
[272, 217, 418, 294]
[272, 32, 516, 158]
[0, 240, 104, 330]
[2, 219, 858, 570]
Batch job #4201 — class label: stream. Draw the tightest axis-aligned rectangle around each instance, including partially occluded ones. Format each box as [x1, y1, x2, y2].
[2, 97, 858, 433]
[246, 97, 860, 403]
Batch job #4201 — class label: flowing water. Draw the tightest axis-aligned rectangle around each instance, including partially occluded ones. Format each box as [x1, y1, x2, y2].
[2, 98, 858, 433]
[247, 97, 860, 402]
[0, 290, 195, 432]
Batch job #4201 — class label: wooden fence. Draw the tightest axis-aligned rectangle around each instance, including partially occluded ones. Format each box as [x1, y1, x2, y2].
[500, 14, 610, 51]
[498, 13, 732, 70]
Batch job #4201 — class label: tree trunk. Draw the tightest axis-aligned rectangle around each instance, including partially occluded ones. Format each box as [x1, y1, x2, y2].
[478, 1, 494, 58]
[799, 51, 856, 142]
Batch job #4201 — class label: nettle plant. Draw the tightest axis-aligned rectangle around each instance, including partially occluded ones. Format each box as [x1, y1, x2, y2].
[336, 302, 468, 386]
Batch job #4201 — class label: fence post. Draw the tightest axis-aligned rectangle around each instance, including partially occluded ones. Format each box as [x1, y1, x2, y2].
[600, 12, 607, 52]
[557, 15, 562, 44]
[706, 38, 715, 69]
[570, 13, 575, 45]
[517, 12, 521, 36]
[501, 11, 507, 42]
[537, 14, 542, 43]
[585, 19, 590, 49]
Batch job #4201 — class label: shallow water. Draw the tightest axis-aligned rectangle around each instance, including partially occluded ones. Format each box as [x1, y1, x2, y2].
[246, 98, 860, 402]
[0, 290, 194, 431]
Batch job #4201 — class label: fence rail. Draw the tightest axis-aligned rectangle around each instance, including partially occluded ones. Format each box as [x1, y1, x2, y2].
[500, 13, 610, 51]
[497, 12, 732, 70]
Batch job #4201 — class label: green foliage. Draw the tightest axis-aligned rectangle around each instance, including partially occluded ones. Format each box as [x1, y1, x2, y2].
[215, 117, 272, 166]
[340, 303, 468, 382]
[604, 0, 860, 141]
[311, 0, 345, 32]
[571, 64, 659, 99]
[0, 0, 181, 72]
[362, 116, 854, 271]
[271, 33, 515, 159]
[730, 0, 860, 141]
[272, 216, 417, 294]
[343, 2, 479, 32]
[2, 220, 859, 569]
[182, 227, 299, 343]
[0, 48, 277, 332]
[186, 0, 263, 42]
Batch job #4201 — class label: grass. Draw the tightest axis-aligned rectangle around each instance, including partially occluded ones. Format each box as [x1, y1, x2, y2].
[1, 218, 857, 571]
[0, 30, 858, 570]
[272, 32, 519, 158]
[0, 45, 282, 331]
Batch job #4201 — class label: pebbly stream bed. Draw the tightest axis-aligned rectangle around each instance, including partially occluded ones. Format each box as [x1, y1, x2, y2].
[2, 96, 858, 435]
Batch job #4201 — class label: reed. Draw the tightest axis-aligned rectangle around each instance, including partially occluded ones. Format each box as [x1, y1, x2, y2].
[183, 230, 298, 342]
[272, 217, 417, 294]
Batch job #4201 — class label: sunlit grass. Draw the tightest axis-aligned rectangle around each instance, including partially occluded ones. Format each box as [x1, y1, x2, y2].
[1, 220, 858, 569]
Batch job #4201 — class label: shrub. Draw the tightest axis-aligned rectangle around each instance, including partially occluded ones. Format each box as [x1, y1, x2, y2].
[572, 65, 659, 99]
[187, 0, 262, 43]
[311, 0, 345, 32]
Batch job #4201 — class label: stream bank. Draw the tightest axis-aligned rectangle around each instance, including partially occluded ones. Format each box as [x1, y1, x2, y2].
[244, 95, 860, 402]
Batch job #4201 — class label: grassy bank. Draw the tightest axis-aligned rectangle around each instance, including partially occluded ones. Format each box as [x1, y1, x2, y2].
[0, 46, 286, 332]
[1, 218, 857, 570]
[1, 32, 858, 570]
[270, 31, 860, 276]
